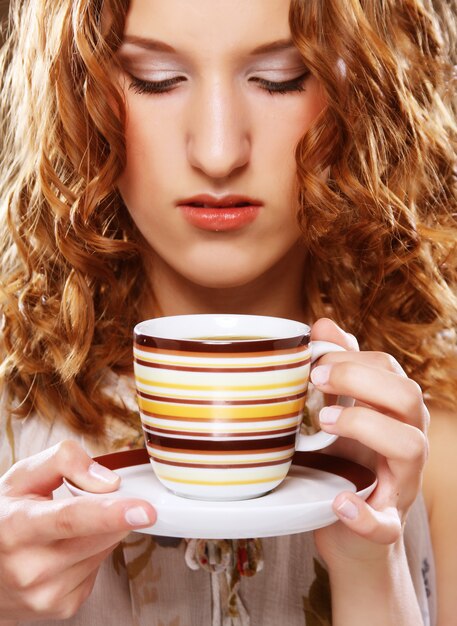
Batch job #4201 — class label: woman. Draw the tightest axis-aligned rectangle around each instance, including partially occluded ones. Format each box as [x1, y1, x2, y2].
[0, 0, 456, 624]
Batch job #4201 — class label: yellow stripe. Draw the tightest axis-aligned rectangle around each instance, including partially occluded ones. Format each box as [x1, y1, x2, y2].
[135, 376, 306, 392]
[156, 474, 284, 486]
[138, 398, 304, 419]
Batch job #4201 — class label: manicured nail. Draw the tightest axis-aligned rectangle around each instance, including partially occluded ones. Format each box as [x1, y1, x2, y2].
[311, 364, 331, 386]
[337, 499, 358, 520]
[88, 462, 119, 484]
[320, 406, 342, 424]
[125, 506, 152, 527]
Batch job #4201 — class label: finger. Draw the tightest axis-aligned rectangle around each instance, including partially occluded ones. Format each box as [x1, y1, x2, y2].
[333, 492, 402, 545]
[310, 349, 407, 377]
[319, 405, 428, 463]
[2, 535, 123, 590]
[311, 361, 428, 429]
[55, 568, 99, 621]
[0, 440, 121, 497]
[54, 569, 99, 621]
[311, 318, 359, 351]
[53, 533, 125, 566]
[19, 559, 101, 621]
[1, 496, 156, 547]
[2, 540, 114, 602]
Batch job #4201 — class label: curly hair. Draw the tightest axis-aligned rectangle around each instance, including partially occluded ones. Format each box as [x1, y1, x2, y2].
[0, 0, 456, 436]
[290, 0, 457, 405]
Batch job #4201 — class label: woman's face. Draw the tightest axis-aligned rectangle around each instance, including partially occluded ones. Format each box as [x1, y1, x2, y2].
[116, 0, 326, 289]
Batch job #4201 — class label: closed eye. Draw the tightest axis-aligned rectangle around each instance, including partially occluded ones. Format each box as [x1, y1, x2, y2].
[249, 71, 311, 95]
[128, 74, 186, 94]
[127, 70, 311, 96]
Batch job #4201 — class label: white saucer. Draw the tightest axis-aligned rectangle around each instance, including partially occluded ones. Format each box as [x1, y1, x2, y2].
[64, 448, 376, 539]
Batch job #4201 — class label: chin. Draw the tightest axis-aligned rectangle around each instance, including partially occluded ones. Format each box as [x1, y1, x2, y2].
[178, 261, 266, 290]
[185, 271, 260, 290]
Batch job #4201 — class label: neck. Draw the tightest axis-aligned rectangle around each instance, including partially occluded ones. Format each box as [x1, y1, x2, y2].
[142, 243, 309, 322]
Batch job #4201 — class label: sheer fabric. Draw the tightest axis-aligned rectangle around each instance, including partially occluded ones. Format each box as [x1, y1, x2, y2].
[0, 372, 436, 626]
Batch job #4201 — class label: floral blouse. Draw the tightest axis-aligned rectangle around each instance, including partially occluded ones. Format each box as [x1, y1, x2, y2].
[0, 372, 436, 626]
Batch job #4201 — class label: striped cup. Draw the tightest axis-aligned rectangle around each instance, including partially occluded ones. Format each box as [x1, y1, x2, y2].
[133, 314, 351, 501]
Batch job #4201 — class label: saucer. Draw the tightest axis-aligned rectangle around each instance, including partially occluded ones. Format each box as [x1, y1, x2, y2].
[64, 448, 376, 539]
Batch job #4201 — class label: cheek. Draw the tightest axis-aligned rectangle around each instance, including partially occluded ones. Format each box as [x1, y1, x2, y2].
[266, 83, 327, 185]
[119, 99, 177, 198]
[263, 82, 326, 158]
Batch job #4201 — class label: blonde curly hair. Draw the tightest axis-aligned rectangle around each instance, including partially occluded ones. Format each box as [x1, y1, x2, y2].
[0, 0, 456, 435]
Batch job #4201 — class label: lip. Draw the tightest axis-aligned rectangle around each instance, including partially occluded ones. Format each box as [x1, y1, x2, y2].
[177, 194, 263, 232]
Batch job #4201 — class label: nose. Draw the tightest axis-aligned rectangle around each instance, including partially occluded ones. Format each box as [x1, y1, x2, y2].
[186, 80, 250, 179]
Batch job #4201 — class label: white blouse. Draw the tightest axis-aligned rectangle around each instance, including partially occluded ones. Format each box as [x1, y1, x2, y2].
[0, 372, 436, 626]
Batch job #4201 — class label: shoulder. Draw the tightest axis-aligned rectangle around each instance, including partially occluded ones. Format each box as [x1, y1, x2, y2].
[423, 404, 457, 626]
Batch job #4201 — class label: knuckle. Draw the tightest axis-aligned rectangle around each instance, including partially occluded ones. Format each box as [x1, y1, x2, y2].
[0, 503, 25, 552]
[404, 428, 428, 464]
[56, 577, 96, 620]
[54, 439, 83, 465]
[23, 587, 55, 615]
[359, 518, 378, 538]
[403, 378, 424, 415]
[54, 504, 76, 537]
[2, 556, 33, 590]
[422, 404, 431, 432]
[373, 352, 404, 374]
[333, 361, 356, 387]
[337, 407, 357, 431]
[13, 569, 43, 593]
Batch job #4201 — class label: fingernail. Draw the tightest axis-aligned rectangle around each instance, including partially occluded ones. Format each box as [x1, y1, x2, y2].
[320, 406, 342, 424]
[125, 506, 152, 527]
[88, 462, 119, 484]
[337, 499, 358, 520]
[311, 364, 331, 386]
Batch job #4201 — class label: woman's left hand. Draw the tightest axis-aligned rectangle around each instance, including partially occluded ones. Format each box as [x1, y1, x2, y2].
[310, 318, 430, 566]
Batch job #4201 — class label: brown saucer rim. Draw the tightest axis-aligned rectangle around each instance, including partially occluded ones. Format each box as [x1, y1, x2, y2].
[94, 448, 376, 492]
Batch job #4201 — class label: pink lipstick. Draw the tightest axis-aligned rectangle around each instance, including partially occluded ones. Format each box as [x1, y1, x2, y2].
[177, 194, 262, 232]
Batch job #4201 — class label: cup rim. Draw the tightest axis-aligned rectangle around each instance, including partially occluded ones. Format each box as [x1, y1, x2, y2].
[134, 314, 311, 352]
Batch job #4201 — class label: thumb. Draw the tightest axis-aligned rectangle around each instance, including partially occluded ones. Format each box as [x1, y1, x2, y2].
[1, 440, 121, 497]
[311, 318, 359, 351]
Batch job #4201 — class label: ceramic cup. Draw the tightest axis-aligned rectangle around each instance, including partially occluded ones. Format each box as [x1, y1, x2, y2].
[133, 314, 352, 501]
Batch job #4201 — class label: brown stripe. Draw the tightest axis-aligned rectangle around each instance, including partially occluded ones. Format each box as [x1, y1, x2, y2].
[140, 409, 301, 423]
[134, 334, 310, 353]
[134, 357, 311, 372]
[149, 456, 294, 470]
[93, 448, 377, 493]
[135, 344, 308, 359]
[144, 426, 299, 439]
[137, 390, 306, 406]
[144, 432, 297, 451]
[148, 442, 295, 455]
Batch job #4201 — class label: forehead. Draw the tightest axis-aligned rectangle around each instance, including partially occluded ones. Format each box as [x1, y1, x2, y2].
[123, 0, 292, 54]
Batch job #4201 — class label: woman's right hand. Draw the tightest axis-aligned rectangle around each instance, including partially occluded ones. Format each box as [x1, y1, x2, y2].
[0, 440, 156, 622]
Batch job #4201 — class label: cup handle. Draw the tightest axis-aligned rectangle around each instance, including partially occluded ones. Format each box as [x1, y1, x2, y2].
[295, 340, 353, 452]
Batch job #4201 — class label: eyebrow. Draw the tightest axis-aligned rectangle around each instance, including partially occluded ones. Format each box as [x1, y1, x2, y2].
[120, 35, 296, 56]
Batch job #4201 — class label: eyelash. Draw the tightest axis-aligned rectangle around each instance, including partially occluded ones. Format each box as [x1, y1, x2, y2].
[128, 71, 310, 96]
[250, 72, 310, 95]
